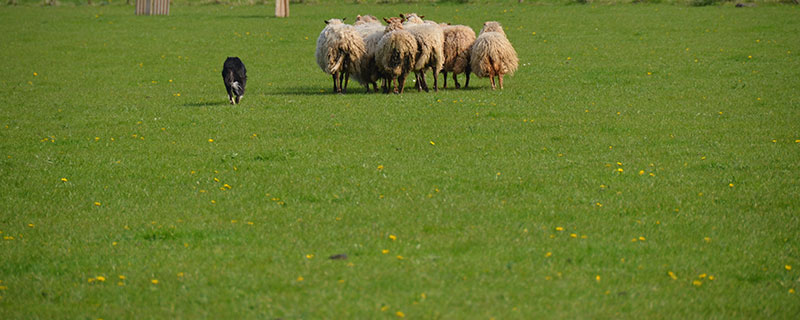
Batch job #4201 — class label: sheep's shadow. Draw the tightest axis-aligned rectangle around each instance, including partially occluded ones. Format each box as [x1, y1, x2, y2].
[265, 86, 375, 96]
[182, 100, 230, 108]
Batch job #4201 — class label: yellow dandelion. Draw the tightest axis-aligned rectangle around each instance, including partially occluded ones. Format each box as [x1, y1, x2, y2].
[118, 275, 126, 280]
[61, 177, 68, 182]
[786, 265, 792, 271]
[377, 165, 384, 171]
[570, 233, 577, 238]
[692, 280, 702, 287]
[208, 139, 214, 143]
[429, 140, 435, 145]
[296, 276, 304, 282]
[704, 237, 711, 242]
[306, 254, 314, 259]
[699, 273, 707, 279]
[396, 255, 404, 260]
[708, 275, 715, 281]
[729, 183, 734, 188]
[96, 276, 106, 282]
[382, 249, 389, 254]
[617, 168, 624, 173]
[545, 252, 552, 257]
[94, 202, 101, 206]
[639, 170, 645, 175]
[790, 288, 795, 294]
[177, 272, 184, 277]
[33, 72, 38, 76]
[396, 311, 405, 317]
[389, 234, 397, 241]
[151, 279, 159, 284]
[555, 227, 564, 231]
[381, 305, 390, 312]
[595, 275, 601, 282]
[668, 271, 678, 280]
[639, 236, 646, 241]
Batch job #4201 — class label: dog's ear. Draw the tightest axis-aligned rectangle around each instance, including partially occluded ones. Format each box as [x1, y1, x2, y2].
[383, 17, 390, 23]
[342, 17, 346, 22]
[420, 15, 425, 19]
[399, 13, 405, 19]
[325, 19, 329, 24]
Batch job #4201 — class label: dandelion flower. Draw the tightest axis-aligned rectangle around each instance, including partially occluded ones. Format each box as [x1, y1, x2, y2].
[545, 252, 552, 257]
[786, 265, 792, 271]
[668, 271, 678, 280]
[692, 280, 702, 287]
[429, 140, 435, 146]
[729, 183, 734, 188]
[389, 234, 396, 241]
[208, 139, 214, 143]
[396, 311, 405, 317]
[96, 276, 106, 282]
[61, 178, 68, 182]
[595, 275, 601, 282]
[555, 227, 564, 231]
[790, 289, 796, 294]
[306, 254, 314, 259]
[94, 202, 101, 206]
[296, 276, 304, 282]
[382, 249, 389, 254]
[377, 165, 384, 171]
[151, 279, 159, 284]
[396, 255, 404, 260]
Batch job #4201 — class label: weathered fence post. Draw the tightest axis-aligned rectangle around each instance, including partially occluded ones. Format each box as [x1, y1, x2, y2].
[275, 0, 289, 18]
[136, 0, 169, 16]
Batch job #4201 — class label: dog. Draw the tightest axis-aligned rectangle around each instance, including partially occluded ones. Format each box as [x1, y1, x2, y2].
[222, 57, 247, 104]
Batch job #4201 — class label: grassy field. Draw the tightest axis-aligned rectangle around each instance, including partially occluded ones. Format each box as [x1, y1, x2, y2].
[1, 2, 799, 318]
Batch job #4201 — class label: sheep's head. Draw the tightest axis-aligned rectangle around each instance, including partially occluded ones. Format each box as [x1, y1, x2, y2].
[400, 13, 425, 25]
[480, 21, 506, 36]
[383, 17, 404, 32]
[325, 18, 346, 25]
[355, 14, 379, 25]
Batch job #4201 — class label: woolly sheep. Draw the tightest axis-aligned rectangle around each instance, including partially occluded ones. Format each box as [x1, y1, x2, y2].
[400, 13, 444, 92]
[469, 21, 519, 90]
[376, 17, 418, 94]
[315, 18, 366, 94]
[352, 15, 385, 92]
[440, 24, 476, 89]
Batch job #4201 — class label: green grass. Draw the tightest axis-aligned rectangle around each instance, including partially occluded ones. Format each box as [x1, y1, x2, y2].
[1, 2, 799, 318]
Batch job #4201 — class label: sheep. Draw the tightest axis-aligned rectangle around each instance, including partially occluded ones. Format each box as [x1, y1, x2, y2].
[352, 15, 385, 92]
[440, 24, 476, 89]
[469, 21, 519, 90]
[376, 17, 418, 94]
[400, 13, 444, 92]
[315, 18, 366, 94]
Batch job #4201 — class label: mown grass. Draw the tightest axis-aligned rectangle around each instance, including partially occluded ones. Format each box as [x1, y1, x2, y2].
[1, 2, 799, 318]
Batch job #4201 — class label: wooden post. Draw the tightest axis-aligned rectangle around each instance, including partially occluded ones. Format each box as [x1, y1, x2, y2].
[275, 0, 289, 18]
[136, 0, 169, 16]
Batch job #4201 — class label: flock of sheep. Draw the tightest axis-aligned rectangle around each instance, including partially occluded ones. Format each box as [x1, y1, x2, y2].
[315, 13, 519, 94]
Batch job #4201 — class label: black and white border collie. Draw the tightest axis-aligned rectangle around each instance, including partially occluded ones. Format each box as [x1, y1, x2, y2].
[222, 57, 247, 104]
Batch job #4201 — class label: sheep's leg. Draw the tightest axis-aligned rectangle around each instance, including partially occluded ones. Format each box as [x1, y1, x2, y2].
[489, 74, 496, 90]
[453, 73, 461, 89]
[442, 71, 448, 89]
[397, 74, 406, 94]
[413, 72, 422, 91]
[332, 73, 339, 93]
[342, 72, 349, 94]
[498, 74, 504, 90]
[418, 72, 429, 92]
[464, 65, 471, 88]
[382, 78, 389, 94]
[432, 69, 439, 92]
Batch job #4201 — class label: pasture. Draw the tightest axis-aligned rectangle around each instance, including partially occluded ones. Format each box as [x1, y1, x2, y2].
[1, 2, 799, 318]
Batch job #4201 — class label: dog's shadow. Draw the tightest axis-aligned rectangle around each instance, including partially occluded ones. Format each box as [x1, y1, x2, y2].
[182, 101, 230, 108]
